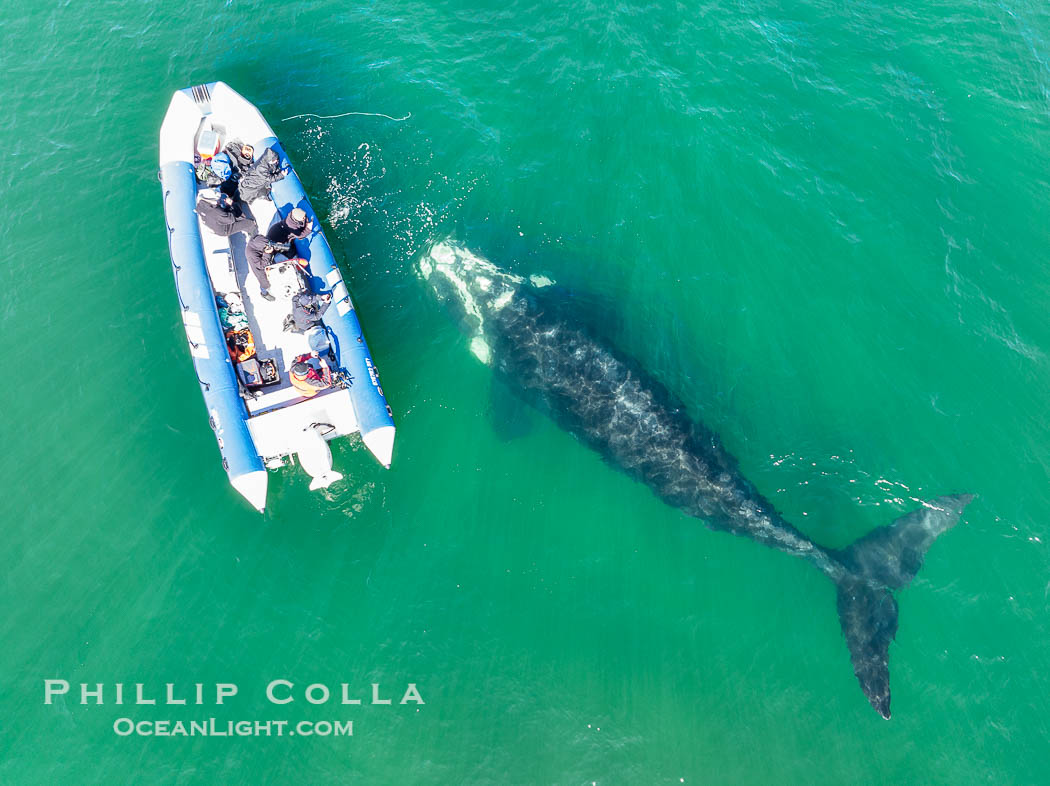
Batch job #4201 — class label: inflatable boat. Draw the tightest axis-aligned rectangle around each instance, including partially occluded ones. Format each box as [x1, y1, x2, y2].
[158, 82, 395, 511]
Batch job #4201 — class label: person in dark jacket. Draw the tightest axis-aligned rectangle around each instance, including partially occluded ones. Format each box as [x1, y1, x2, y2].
[238, 147, 287, 202]
[196, 193, 258, 237]
[285, 291, 333, 333]
[245, 234, 292, 302]
[266, 207, 313, 250]
[224, 140, 255, 176]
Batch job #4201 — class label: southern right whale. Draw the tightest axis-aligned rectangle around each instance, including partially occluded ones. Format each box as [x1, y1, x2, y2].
[420, 241, 972, 718]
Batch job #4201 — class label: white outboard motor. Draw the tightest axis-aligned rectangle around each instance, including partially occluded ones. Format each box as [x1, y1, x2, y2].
[295, 424, 343, 491]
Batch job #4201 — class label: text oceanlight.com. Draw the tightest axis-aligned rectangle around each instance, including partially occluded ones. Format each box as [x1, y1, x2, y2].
[112, 719, 354, 737]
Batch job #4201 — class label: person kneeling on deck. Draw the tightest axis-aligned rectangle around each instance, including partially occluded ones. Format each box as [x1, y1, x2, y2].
[245, 234, 292, 302]
[196, 192, 258, 238]
[267, 207, 313, 251]
[284, 291, 333, 334]
[238, 147, 288, 203]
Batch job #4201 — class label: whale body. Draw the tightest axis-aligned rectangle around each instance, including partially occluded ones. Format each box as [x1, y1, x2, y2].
[420, 240, 972, 718]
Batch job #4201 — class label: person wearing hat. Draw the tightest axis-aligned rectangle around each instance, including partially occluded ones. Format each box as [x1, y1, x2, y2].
[195, 192, 258, 238]
[266, 207, 314, 251]
[244, 233, 292, 302]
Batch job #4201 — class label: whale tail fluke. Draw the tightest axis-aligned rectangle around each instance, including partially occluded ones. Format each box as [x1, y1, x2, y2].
[833, 494, 973, 718]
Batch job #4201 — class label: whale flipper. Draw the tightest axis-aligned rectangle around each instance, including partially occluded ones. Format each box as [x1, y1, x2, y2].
[835, 494, 974, 718]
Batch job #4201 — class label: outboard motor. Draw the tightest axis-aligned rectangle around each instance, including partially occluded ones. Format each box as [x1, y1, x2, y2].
[295, 424, 343, 490]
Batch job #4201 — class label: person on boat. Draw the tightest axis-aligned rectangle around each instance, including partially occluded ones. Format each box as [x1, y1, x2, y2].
[289, 353, 333, 395]
[266, 207, 313, 249]
[238, 147, 288, 202]
[208, 152, 242, 198]
[284, 291, 333, 333]
[224, 140, 255, 176]
[245, 234, 292, 302]
[196, 192, 257, 237]
[210, 152, 233, 181]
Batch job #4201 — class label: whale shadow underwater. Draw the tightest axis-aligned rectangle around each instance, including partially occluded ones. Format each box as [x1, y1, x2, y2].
[419, 240, 973, 718]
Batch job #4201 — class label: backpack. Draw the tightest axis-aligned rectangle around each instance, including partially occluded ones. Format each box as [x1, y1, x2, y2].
[195, 160, 223, 187]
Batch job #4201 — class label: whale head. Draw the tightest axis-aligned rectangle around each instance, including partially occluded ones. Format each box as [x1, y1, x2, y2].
[419, 241, 533, 365]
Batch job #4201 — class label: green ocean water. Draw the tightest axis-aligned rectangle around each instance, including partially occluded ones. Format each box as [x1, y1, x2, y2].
[3, 0, 1050, 782]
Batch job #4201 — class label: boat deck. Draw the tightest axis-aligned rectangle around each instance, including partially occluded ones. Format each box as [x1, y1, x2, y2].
[196, 190, 342, 418]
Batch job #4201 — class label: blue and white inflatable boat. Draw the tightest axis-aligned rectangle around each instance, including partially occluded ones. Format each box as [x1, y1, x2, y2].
[159, 82, 395, 511]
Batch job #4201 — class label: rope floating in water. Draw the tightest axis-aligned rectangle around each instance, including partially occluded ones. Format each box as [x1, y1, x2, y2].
[280, 110, 411, 122]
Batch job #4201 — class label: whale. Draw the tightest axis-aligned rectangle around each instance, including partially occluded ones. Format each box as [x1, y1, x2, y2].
[419, 240, 972, 718]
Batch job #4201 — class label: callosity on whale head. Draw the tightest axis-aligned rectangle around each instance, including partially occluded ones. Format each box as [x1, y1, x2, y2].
[419, 240, 553, 365]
